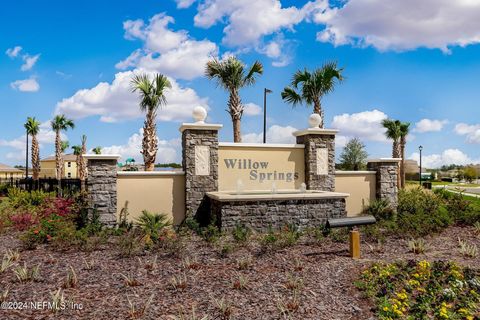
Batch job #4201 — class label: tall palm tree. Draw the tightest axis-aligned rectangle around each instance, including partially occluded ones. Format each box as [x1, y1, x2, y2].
[399, 122, 411, 189]
[79, 135, 87, 191]
[51, 115, 75, 180]
[281, 62, 343, 128]
[131, 73, 171, 171]
[24, 117, 41, 180]
[205, 56, 263, 142]
[60, 140, 70, 153]
[92, 147, 102, 155]
[382, 119, 402, 158]
[72, 145, 82, 179]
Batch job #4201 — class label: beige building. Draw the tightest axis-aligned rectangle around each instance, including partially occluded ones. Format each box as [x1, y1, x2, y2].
[0, 163, 24, 179]
[39, 154, 78, 179]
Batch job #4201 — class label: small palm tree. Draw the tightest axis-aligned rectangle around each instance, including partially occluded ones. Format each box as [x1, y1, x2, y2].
[24, 117, 41, 180]
[131, 73, 171, 171]
[382, 119, 402, 158]
[60, 141, 70, 153]
[79, 135, 87, 191]
[72, 145, 82, 179]
[51, 115, 75, 180]
[135, 210, 171, 241]
[205, 56, 263, 142]
[92, 147, 102, 155]
[281, 62, 343, 128]
[399, 122, 410, 189]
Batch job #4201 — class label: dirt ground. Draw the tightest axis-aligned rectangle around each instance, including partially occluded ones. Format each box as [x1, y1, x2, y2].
[0, 226, 479, 320]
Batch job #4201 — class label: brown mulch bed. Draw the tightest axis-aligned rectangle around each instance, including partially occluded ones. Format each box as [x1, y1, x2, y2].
[0, 226, 479, 320]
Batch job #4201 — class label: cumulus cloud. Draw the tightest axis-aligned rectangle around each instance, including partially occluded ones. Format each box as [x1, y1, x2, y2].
[409, 149, 480, 168]
[455, 123, 480, 144]
[10, 77, 40, 92]
[331, 109, 388, 143]
[55, 69, 209, 123]
[175, 0, 196, 9]
[242, 125, 297, 143]
[413, 119, 448, 133]
[314, 0, 480, 53]
[257, 35, 296, 67]
[243, 103, 262, 116]
[6, 46, 22, 58]
[102, 129, 179, 163]
[21, 54, 40, 71]
[117, 13, 218, 80]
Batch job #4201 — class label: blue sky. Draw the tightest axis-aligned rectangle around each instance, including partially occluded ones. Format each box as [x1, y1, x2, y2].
[1, 0, 480, 168]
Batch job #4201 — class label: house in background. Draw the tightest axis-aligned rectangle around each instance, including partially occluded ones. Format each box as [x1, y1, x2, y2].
[39, 154, 78, 179]
[0, 163, 24, 179]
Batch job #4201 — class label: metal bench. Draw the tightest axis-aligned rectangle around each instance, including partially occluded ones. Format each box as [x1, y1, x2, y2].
[325, 215, 376, 259]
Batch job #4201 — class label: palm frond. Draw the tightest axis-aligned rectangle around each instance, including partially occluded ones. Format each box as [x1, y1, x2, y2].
[281, 87, 303, 107]
[24, 117, 40, 135]
[242, 60, 263, 87]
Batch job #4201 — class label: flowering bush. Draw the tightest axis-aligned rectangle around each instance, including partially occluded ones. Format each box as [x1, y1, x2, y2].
[9, 212, 38, 231]
[357, 260, 480, 319]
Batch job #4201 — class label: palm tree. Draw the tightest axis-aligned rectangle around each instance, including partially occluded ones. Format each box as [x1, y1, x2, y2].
[205, 56, 263, 142]
[51, 115, 75, 180]
[92, 147, 102, 155]
[281, 62, 343, 128]
[60, 140, 70, 153]
[24, 117, 41, 180]
[72, 145, 82, 179]
[399, 122, 411, 189]
[79, 135, 87, 191]
[382, 119, 402, 158]
[131, 73, 171, 171]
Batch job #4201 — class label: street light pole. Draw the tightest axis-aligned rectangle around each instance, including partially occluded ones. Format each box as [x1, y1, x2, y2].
[419, 145, 423, 187]
[263, 88, 272, 144]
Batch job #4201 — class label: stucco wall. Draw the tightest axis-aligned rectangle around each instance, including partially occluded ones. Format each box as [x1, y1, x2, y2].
[117, 172, 186, 225]
[218, 143, 305, 191]
[335, 171, 376, 216]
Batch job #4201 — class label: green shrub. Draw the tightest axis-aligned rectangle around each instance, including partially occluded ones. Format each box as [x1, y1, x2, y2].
[135, 210, 172, 242]
[7, 188, 52, 209]
[364, 199, 395, 221]
[201, 224, 221, 243]
[397, 187, 440, 216]
[232, 224, 251, 243]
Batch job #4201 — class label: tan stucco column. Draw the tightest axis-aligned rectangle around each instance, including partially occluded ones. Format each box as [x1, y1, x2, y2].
[293, 128, 339, 191]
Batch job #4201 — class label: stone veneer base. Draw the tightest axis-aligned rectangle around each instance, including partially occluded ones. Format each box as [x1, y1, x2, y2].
[208, 196, 347, 232]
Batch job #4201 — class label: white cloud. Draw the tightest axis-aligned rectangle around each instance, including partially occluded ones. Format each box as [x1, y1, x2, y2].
[117, 13, 218, 80]
[331, 109, 388, 142]
[454, 123, 480, 144]
[243, 103, 262, 116]
[55, 69, 209, 123]
[10, 77, 40, 92]
[176, 0, 196, 9]
[193, 0, 322, 47]
[242, 125, 297, 143]
[414, 119, 448, 133]
[409, 149, 480, 168]
[6, 46, 22, 58]
[102, 129, 178, 163]
[314, 0, 480, 53]
[257, 36, 295, 67]
[21, 54, 40, 71]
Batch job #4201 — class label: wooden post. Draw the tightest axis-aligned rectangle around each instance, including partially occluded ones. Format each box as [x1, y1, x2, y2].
[349, 229, 361, 259]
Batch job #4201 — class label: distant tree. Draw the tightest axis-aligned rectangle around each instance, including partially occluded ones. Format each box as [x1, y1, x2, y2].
[205, 56, 263, 142]
[281, 62, 344, 128]
[339, 138, 368, 171]
[72, 145, 82, 179]
[24, 117, 41, 180]
[92, 147, 102, 155]
[463, 166, 477, 183]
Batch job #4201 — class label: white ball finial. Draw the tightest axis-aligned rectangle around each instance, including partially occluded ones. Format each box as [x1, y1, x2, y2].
[308, 113, 322, 128]
[192, 106, 207, 123]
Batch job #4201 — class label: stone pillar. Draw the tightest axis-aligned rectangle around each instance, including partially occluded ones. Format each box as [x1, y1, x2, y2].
[85, 154, 120, 225]
[180, 123, 223, 218]
[367, 158, 401, 208]
[293, 128, 338, 191]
